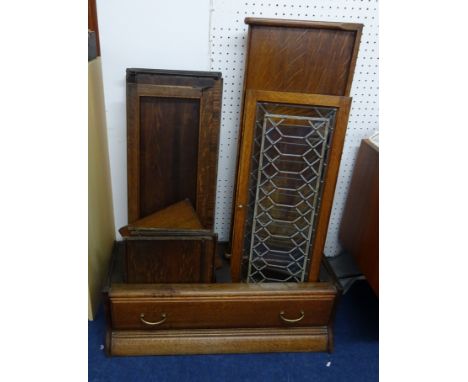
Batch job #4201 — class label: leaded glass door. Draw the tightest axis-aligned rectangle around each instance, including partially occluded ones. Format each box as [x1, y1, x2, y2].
[231, 90, 352, 283]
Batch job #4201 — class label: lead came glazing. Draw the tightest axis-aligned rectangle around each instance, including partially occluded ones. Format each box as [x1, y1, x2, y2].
[243, 102, 337, 282]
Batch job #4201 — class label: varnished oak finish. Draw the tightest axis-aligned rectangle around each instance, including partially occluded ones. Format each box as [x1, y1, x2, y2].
[104, 243, 338, 356]
[126, 69, 222, 229]
[109, 327, 329, 356]
[110, 282, 335, 330]
[228, 18, 362, 275]
[339, 139, 379, 295]
[243, 18, 362, 97]
[230, 90, 351, 282]
[119, 199, 205, 237]
[124, 235, 216, 284]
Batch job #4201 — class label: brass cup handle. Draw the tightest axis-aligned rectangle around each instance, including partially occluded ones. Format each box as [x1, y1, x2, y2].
[140, 313, 167, 326]
[279, 310, 305, 323]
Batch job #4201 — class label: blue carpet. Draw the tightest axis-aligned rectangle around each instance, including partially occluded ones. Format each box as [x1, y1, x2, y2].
[89, 280, 378, 382]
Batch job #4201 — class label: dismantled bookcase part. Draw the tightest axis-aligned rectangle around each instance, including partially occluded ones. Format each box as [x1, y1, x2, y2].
[119, 199, 216, 284]
[126, 68, 223, 229]
[104, 243, 338, 356]
[231, 90, 351, 283]
[229, 18, 363, 283]
[119, 199, 210, 237]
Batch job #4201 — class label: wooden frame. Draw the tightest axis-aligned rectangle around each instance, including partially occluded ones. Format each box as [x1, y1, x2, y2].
[230, 90, 351, 282]
[126, 69, 222, 229]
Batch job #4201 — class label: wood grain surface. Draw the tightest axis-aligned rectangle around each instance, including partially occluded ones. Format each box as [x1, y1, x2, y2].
[228, 18, 362, 275]
[126, 69, 222, 229]
[125, 236, 216, 284]
[109, 327, 330, 356]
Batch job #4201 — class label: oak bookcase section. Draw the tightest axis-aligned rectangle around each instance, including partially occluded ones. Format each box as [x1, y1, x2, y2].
[104, 243, 338, 356]
[126, 69, 223, 229]
[231, 90, 351, 283]
[243, 18, 362, 96]
[229, 19, 362, 282]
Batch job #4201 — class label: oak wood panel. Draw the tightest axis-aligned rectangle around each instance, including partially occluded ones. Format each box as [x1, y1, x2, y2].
[125, 236, 216, 284]
[230, 90, 351, 282]
[109, 327, 330, 356]
[339, 139, 379, 295]
[139, 96, 200, 218]
[126, 69, 222, 229]
[123, 199, 203, 235]
[244, 18, 362, 97]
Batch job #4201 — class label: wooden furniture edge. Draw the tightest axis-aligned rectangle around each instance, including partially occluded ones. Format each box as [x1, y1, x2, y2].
[108, 326, 330, 356]
[108, 281, 337, 298]
[245, 17, 363, 32]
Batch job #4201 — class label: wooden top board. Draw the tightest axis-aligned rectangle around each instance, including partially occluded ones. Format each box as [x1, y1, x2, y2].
[119, 199, 205, 237]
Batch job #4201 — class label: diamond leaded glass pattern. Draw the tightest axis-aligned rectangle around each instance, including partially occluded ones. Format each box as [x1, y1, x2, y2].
[243, 102, 337, 283]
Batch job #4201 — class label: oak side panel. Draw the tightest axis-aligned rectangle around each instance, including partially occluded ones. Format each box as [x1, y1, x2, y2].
[139, 96, 200, 218]
[245, 25, 358, 96]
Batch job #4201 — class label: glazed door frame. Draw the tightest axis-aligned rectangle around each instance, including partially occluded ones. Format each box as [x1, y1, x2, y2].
[127, 79, 221, 229]
[230, 90, 351, 282]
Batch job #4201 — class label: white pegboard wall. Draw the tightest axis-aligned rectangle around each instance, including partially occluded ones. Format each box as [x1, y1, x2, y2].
[210, 0, 379, 257]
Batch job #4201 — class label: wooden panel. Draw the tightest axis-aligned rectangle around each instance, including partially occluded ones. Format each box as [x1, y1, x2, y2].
[230, 90, 351, 282]
[119, 199, 203, 236]
[244, 18, 362, 96]
[126, 69, 222, 229]
[339, 139, 379, 295]
[125, 236, 216, 284]
[139, 96, 200, 217]
[108, 327, 330, 356]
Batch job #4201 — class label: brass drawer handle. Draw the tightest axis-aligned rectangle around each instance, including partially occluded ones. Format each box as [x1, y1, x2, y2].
[279, 310, 305, 323]
[140, 313, 167, 326]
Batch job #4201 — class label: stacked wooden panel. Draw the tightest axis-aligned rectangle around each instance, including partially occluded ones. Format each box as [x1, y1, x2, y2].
[230, 18, 363, 282]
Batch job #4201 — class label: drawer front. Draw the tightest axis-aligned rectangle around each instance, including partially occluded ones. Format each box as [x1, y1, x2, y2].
[111, 295, 334, 330]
